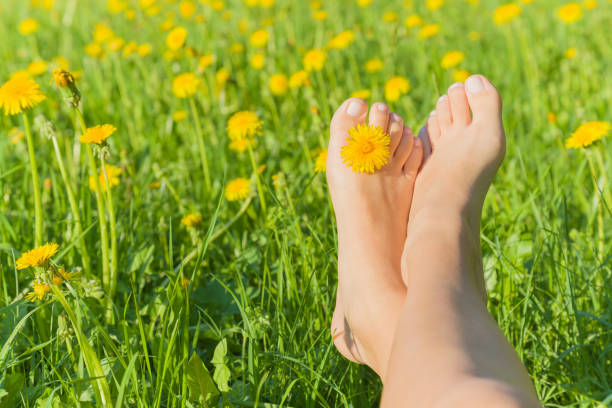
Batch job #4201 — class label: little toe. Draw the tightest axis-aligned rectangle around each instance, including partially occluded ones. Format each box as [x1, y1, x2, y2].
[464, 75, 502, 123]
[426, 111, 441, 150]
[435, 95, 452, 130]
[448, 82, 471, 126]
[402, 137, 423, 179]
[329, 98, 368, 151]
[392, 126, 414, 169]
[368, 102, 391, 132]
[387, 113, 404, 155]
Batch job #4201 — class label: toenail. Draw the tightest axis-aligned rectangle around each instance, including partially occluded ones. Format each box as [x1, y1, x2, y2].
[391, 113, 400, 121]
[377, 103, 388, 111]
[347, 100, 365, 116]
[449, 82, 463, 91]
[429, 110, 436, 116]
[438, 95, 448, 102]
[465, 76, 484, 94]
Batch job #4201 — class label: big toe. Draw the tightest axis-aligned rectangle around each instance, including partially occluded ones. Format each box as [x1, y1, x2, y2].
[329, 98, 368, 152]
[464, 75, 502, 123]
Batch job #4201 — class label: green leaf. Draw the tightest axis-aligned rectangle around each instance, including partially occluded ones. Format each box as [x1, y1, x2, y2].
[186, 353, 219, 406]
[0, 372, 24, 408]
[211, 339, 231, 393]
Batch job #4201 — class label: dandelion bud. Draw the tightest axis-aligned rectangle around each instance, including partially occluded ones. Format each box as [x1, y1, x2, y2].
[52, 69, 75, 88]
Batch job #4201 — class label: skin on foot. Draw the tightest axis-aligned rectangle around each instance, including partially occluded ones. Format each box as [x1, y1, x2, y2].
[327, 98, 423, 377]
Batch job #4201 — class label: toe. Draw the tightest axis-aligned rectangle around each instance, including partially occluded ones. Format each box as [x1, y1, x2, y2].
[329, 98, 368, 152]
[387, 113, 404, 155]
[392, 126, 414, 169]
[426, 111, 441, 150]
[403, 137, 423, 179]
[448, 83, 471, 126]
[368, 102, 391, 132]
[464, 75, 502, 123]
[417, 126, 432, 168]
[435, 95, 452, 130]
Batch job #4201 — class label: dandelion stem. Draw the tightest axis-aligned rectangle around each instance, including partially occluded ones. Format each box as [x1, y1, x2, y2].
[23, 112, 43, 246]
[50, 133, 91, 275]
[585, 151, 604, 259]
[247, 143, 267, 215]
[100, 157, 118, 310]
[188, 97, 212, 191]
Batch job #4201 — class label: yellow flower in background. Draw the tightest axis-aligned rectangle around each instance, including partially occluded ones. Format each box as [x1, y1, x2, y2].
[229, 137, 256, 153]
[313, 10, 328, 20]
[172, 73, 200, 98]
[303, 49, 326, 71]
[383, 11, 398, 22]
[81, 124, 116, 144]
[350, 89, 371, 99]
[365, 58, 384, 73]
[138, 43, 152, 57]
[108, 0, 127, 13]
[122, 41, 138, 57]
[90, 165, 122, 192]
[51, 56, 70, 70]
[181, 213, 202, 227]
[584, 0, 596, 9]
[441, 51, 465, 69]
[16, 243, 59, 270]
[216, 68, 230, 88]
[328, 30, 355, 50]
[25, 281, 51, 302]
[564, 48, 577, 59]
[198, 54, 215, 71]
[418, 24, 440, 39]
[108, 37, 125, 52]
[85, 43, 104, 58]
[19, 18, 40, 35]
[493, 3, 521, 25]
[230, 43, 244, 53]
[225, 178, 251, 201]
[0, 77, 46, 116]
[160, 19, 175, 32]
[9, 127, 25, 145]
[250, 29, 269, 47]
[227, 111, 263, 141]
[269, 74, 288, 96]
[357, 0, 372, 6]
[27, 60, 47, 76]
[250, 53, 265, 69]
[173, 110, 188, 122]
[315, 148, 328, 173]
[547, 112, 557, 124]
[558, 3, 582, 23]
[341, 124, 390, 174]
[260, 0, 274, 7]
[289, 70, 309, 88]
[385, 76, 410, 102]
[93, 23, 114, 43]
[179, 0, 197, 18]
[211, 0, 226, 11]
[245, 0, 258, 7]
[565, 121, 610, 148]
[426, 0, 444, 11]
[310, 0, 322, 9]
[166, 26, 187, 50]
[404, 14, 424, 28]
[452, 69, 470, 82]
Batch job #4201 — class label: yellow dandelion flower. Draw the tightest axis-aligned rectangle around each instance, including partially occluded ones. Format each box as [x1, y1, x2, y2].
[260, 0, 274, 7]
[9, 127, 25, 145]
[51, 56, 70, 71]
[138, 43, 152, 56]
[80, 124, 116, 144]
[584, 0, 596, 9]
[313, 10, 328, 20]
[166, 26, 187, 50]
[16, 243, 59, 270]
[179, 0, 197, 18]
[383, 11, 398, 22]
[426, 0, 444, 11]
[149, 181, 161, 189]
[441, 51, 465, 70]
[315, 148, 328, 173]
[19, 18, 40, 35]
[107, 37, 125, 52]
[564, 48, 577, 59]
[250, 29, 269, 48]
[452, 69, 471, 82]
[357, 0, 372, 7]
[227, 111, 263, 141]
[350, 89, 371, 99]
[54, 266, 80, 284]
[365, 58, 384, 73]
[51, 69, 75, 89]
[198, 54, 215, 71]
[230, 43, 244, 54]
[27, 60, 47, 77]
[384, 76, 411, 102]
[172, 72, 200, 98]
[181, 213, 202, 227]
[303, 49, 326, 72]
[250, 53, 265, 70]
[341, 124, 390, 174]
[493, 3, 521, 25]
[328, 30, 355, 50]
[122, 41, 138, 57]
[404, 14, 423, 28]
[0, 77, 46, 116]
[216, 68, 230, 87]
[269, 74, 288, 96]
[85, 43, 104, 58]
[173, 110, 188, 122]
[108, 0, 127, 13]
[565, 121, 610, 149]
[418, 24, 441, 39]
[25, 281, 51, 302]
[558, 3, 582, 23]
[289, 70, 309, 88]
[89, 164, 122, 192]
[310, 0, 322, 9]
[229, 137, 257, 153]
[225, 177, 251, 201]
[93, 23, 115, 43]
[547, 112, 557, 124]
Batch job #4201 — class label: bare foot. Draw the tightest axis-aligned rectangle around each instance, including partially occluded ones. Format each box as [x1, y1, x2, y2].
[327, 98, 423, 377]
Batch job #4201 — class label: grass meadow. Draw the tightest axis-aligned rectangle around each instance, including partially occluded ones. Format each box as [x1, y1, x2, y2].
[1, 0, 611, 406]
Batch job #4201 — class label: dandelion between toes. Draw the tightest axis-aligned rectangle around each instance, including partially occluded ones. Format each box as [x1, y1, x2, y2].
[327, 75, 542, 407]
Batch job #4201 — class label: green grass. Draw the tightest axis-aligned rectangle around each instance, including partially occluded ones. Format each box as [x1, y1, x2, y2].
[1, 0, 611, 406]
